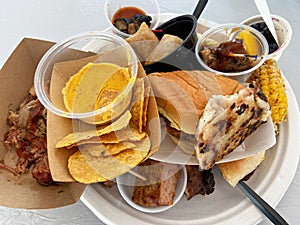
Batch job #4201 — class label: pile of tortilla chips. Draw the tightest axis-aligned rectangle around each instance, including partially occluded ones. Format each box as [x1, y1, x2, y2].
[126, 22, 183, 65]
[55, 77, 152, 184]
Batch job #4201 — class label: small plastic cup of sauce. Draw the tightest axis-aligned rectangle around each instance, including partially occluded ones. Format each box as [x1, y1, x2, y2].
[34, 31, 138, 125]
[104, 0, 160, 38]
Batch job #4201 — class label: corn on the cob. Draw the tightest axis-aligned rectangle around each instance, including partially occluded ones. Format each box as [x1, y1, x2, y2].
[248, 59, 288, 125]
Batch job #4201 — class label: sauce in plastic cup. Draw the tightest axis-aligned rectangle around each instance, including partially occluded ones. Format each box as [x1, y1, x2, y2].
[34, 31, 138, 125]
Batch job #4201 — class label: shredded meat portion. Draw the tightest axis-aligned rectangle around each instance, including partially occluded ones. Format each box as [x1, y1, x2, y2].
[0, 160, 18, 176]
[31, 155, 53, 186]
[3, 86, 54, 186]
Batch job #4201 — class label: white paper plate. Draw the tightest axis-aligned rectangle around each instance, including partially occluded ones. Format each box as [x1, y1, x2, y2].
[80, 14, 300, 225]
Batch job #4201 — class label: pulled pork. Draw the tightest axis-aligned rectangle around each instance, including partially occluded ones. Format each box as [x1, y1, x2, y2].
[3, 86, 54, 186]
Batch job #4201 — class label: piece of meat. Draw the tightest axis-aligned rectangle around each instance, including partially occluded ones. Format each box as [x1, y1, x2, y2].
[184, 165, 215, 200]
[3, 87, 54, 186]
[132, 159, 179, 207]
[6, 111, 18, 127]
[114, 18, 129, 32]
[113, 14, 152, 35]
[31, 155, 54, 186]
[18, 99, 40, 128]
[102, 180, 116, 187]
[128, 23, 138, 35]
[200, 48, 218, 70]
[195, 84, 271, 170]
[0, 160, 18, 176]
[200, 39, 256, 72]
[131, 14, 152, 27]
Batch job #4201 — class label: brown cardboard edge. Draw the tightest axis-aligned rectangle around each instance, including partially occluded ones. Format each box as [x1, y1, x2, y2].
[0, 38, 86, 209]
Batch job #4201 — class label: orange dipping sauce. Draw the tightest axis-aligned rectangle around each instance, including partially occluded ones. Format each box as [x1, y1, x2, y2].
[112, 6, 145, 21]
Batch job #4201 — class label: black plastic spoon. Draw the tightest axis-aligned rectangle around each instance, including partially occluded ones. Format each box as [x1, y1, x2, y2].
[237, 181, 289, 225]
[192, 0, 209, 19]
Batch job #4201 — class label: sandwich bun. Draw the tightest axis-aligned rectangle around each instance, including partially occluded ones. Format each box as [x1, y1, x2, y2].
[148, 70, 244, 134]
[168, 134, 196, 155]
[148, 70, 244, 155]
[218, 151, 266, 187]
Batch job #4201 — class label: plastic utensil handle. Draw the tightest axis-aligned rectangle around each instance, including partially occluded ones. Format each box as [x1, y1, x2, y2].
[254, 0, 279, 44]
[237, 181, 289, 225]
[192, 0, 208, 19]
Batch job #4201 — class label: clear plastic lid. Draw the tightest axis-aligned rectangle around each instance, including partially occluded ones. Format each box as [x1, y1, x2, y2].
[34, 31, 138, 124]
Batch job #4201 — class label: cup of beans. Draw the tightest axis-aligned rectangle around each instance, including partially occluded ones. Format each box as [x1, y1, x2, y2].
[241, 14, 292, 61]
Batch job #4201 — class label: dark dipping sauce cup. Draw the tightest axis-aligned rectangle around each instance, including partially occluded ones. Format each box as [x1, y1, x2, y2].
[144, 14, 203, 74]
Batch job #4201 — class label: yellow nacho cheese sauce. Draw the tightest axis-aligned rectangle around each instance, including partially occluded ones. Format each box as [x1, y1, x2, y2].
[62, 62, 133, 124]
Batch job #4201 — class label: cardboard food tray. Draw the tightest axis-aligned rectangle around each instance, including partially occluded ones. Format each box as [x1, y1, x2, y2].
[0, 37, 161, 209]
[0, 38, 86, 209]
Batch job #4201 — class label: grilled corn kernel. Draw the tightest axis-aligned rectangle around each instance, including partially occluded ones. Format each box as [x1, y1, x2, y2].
[249, 59, 288, 125]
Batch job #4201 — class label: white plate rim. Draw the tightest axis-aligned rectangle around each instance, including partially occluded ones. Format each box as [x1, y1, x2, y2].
[80, 13, 300, 225]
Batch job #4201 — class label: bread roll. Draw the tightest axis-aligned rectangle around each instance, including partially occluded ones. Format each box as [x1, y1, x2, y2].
[218, 151, 265, 187]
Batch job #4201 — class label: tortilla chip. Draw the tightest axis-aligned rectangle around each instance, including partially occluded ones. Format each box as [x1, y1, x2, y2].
[63, 63, 126, 113]
[132, 135, 151, 152]
[69, 144, 149, 184]
[126, 22, 159, 62]
[145, 34, 183, 65]
[82, 133, 151, 157]
[67, 124, 147, 148]
[85, 149, 148, 181]
[82, 142, 137, 157]
[100, 124, 147, 143]
[130, 78, 144, 133]
[68, 151, 107, 184]
[56, 110, 132, 148]
[95, 67, 130, 109]
[143, 86, 151, 128]
[95, 89, 120, 109]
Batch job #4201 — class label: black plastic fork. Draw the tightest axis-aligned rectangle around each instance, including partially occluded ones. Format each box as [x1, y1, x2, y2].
[237, 181, 289, 225]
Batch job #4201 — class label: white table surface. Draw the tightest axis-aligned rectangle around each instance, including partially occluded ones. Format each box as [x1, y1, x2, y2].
[0, 0, 299, 224]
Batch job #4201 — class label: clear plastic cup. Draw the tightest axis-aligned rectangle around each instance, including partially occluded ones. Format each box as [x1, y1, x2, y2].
[195, 23, 269, 82]
[34, 31, 138, 125]
[104, 0, 160, 38]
